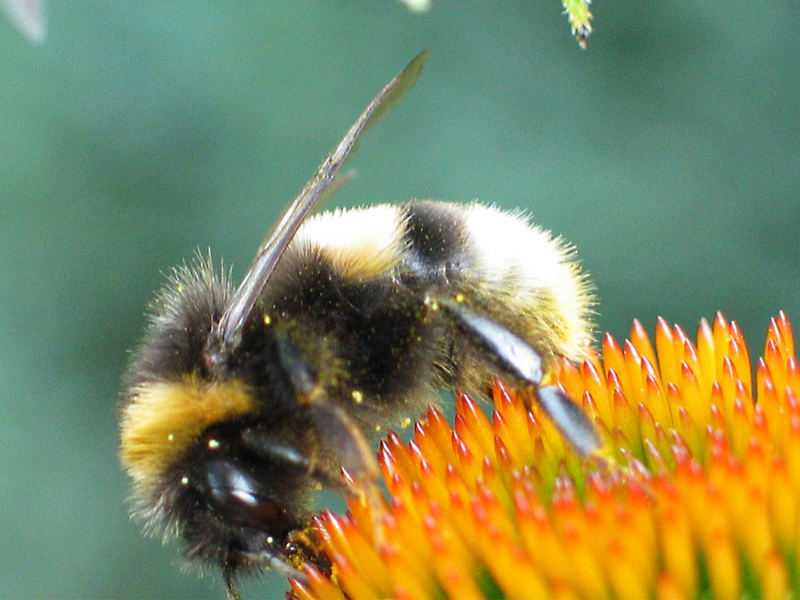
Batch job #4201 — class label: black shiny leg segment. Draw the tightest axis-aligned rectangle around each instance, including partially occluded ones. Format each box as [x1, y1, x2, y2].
[439, 297, 601, 456]
[535, 384, 601, 456]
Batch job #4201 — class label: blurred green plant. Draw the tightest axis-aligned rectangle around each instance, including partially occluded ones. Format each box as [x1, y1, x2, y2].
[562, 0, 593, 47]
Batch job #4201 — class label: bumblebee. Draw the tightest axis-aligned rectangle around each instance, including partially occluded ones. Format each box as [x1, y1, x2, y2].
[120, 51, 599, 598]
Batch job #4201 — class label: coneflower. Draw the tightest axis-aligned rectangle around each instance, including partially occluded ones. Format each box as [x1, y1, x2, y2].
[290, 312, 798, 600]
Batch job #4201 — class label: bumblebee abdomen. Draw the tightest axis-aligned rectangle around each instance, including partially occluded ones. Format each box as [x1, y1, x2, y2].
[456, 202, 594, 361]
[286, 200, 593, 361]
[400, 200, 593, 371]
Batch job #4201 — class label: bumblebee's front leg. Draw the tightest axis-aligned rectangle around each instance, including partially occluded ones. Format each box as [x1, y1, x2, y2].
[434, 296, 601, 457]
[272, 333, 385, 536]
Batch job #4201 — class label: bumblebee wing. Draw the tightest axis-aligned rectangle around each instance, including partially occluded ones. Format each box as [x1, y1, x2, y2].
[216, 50, 429, 354]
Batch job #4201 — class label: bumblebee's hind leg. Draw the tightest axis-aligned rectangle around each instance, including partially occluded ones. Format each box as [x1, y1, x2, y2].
[436, 296, 601, 456]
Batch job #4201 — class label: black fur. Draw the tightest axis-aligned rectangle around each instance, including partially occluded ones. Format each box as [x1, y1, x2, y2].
[236, 241, 443, 421]
[401, 200, 470, 284]
[125, 259, 232, 387]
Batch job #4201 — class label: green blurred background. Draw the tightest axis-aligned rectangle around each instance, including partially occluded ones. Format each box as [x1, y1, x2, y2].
[1, 1, 798, 598]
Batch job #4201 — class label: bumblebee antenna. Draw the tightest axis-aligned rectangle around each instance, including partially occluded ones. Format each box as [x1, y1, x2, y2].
[207, 51, 429, 368]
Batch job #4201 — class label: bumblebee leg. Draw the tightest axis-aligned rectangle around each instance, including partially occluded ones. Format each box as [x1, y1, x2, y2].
[239, 404, 380, 574]
[306, 402, 387, 547]
[534, 385, 601, 456]
[274, 335, 379, 488]
[222, 564, 242, 600]
[305, 403, 379, 491]
[438, 297, 601, 456]
[275, 335, 385, 540]
[222, 555, 306, 599]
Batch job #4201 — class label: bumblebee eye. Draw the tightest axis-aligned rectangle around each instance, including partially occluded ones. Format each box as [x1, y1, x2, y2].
[204, 459, 288, 531]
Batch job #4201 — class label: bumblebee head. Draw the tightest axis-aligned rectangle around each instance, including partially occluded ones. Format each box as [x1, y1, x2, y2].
[119, 260, 315, 575]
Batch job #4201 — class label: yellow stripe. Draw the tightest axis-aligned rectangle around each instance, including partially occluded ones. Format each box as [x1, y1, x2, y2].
[120, 376, 256, 491]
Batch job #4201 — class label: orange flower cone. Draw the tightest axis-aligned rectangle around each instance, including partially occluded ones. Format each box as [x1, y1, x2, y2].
[290, 312, 800, 600]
